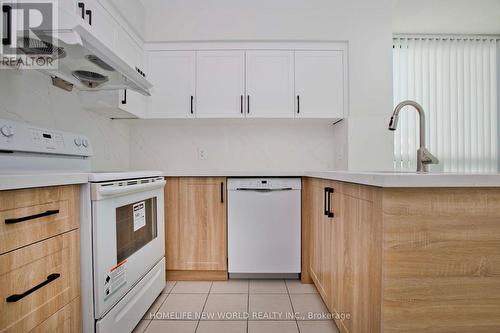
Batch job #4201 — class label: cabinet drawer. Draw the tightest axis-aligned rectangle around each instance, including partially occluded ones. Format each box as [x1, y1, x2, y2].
[0, 230, 80, 333]
[0, 185, 79, 254]
[29, 297, 81, 333]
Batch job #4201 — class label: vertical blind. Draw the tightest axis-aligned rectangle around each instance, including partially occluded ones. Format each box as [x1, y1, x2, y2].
[393, 36, 499, 172]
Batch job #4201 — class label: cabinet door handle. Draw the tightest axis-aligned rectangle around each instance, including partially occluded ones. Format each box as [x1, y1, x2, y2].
[2, 5, 12, 46]
[5, 209, 59, 224]
[324, 187, 328, 216]
[240, 95, 243, 114]
[327, 187, 334, 218]
[220, 182, 224, 203]
[247, 95, 250, 114]
[77, 2, 85, 19]
[85, 9, 92, 25]
[6, 273, 60, 302]
[121, 89, 127, 104]
[190, 96, 194, 114]
[297, 95, 300, 114]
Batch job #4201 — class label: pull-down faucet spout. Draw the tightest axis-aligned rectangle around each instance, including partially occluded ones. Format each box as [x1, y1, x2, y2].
[389, 100, 439, 172]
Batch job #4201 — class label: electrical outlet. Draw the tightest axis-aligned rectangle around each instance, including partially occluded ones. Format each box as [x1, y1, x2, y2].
[197, 148, 207, 160]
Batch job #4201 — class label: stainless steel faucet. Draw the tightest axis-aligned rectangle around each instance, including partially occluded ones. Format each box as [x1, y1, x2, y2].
[388, 100, 438, 172]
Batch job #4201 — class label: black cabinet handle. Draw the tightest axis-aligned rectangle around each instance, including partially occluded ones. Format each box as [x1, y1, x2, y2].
[247, 95, 250, 114]
[190, 96, 194, 114]
[5, 209, 59, 225]
[121, 89, 127, 104]
[324, 187, 328, 216]
[297, 95, 300, 114]
[85, 9, 92, 26]
[6, 273, 60, 302]
[326, 187, 334, 218]
[77, 2, 85, 19]
[220, 182, 224, 203]
[2, 5, 12, 46]
[240, 95, 243, 114]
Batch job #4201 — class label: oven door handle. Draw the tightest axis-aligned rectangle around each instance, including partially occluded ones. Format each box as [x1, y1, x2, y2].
[95, 180, 166, 198]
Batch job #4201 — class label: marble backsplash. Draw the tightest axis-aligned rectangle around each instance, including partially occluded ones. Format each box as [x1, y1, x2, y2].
[0, 69, 130, 171]
[127, 118, 342, 172]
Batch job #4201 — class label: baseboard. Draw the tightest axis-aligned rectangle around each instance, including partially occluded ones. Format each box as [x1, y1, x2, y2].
[166, 270, 228, 281]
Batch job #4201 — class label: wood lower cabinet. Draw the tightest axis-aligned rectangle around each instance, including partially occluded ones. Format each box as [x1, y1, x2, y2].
[0, 185, 81, 333]
[165, 177, 228, 280]
[305, 178, 334, 309]
[303, 178, 381, 333]
[334, 183, 382, 333]
[29, 297, 81, 333]
[303, 177, 500, 333]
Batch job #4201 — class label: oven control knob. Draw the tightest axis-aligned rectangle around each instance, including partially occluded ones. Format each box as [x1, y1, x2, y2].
[0, 125, 15, 138]
[74, 137, 82, 147]
[82, 138, 89, 147]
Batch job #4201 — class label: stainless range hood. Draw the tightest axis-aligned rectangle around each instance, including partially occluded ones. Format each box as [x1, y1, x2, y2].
[17, 27, 151, 96]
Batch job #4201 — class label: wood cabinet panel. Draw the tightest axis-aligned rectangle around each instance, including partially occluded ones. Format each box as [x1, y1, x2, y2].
[0, 230, 80, 333]
[382, 188, 500, 333]
[29, 297, 81, 333]
[304, 178, 500, 333]
[308, 178, 327, 299]
[334, 183, 382, 333]
[166, 177, 227, 275]
[302, 178, 382, 333]
[0, 185, 80, 255]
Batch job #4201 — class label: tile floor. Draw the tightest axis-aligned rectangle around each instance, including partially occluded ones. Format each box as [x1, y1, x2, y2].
[133, 280, 340, 333]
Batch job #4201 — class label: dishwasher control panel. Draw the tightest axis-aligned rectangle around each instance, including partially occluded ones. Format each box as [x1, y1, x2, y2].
[227, 178, 301, 190]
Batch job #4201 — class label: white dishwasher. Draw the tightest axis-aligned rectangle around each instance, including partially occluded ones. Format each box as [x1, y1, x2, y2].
[227, 178, 301, 278]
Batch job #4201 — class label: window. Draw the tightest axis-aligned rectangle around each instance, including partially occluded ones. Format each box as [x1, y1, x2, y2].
[392, 36, 499, 172]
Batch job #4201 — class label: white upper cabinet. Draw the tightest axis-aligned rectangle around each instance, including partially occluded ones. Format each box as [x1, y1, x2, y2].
[119, 89, 146, 118]
[245, 51, 295, 118]
[147, 51, 196, 118]
[76, 0, 116, 49]
[115, 29, 145, 73]
[295, 50, 345, 119]
[196, 51, 246, 118]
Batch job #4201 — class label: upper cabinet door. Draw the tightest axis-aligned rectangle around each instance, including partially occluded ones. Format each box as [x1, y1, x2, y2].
[245, 51, 295, 118]
[196, 51, 245, 118]
[115, 29, 143, 72]
[79, 0, 116, 49]
[295, 51, 345, 119]
[147, 51, 196, 118]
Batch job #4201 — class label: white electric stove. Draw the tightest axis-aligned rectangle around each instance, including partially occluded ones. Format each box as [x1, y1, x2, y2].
[0, 118, 165, 333]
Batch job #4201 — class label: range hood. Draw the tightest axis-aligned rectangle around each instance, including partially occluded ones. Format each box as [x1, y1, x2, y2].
[16, 27, 151, 96]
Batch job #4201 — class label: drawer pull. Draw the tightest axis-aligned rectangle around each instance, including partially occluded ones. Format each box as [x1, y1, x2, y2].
[6, 273, 61, 303]
[5, 209, 59, 224]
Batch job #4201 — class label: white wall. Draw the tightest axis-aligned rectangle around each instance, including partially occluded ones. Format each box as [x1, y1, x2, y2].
[128, 119, 340, 172]
[498, 43, 500, 172]
[136, 0, 394, 171]
[392, 0, 500, 34]
[0, 70, 130, 171]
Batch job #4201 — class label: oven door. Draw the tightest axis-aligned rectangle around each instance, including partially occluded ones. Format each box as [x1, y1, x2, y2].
[91, 178, 165, 318]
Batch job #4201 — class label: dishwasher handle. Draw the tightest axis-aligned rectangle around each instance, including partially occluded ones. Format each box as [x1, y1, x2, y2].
[235, 187, 294, 192]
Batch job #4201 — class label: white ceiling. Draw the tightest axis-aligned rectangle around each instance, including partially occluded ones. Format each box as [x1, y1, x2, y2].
[392, 0, 500, 34]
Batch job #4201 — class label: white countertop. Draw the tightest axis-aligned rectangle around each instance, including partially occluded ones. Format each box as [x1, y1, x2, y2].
[0, 172, 90, 191]
[305, 171, 500, 187]
[2, 170, 500, 191]
[163, 170, 500, 187]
